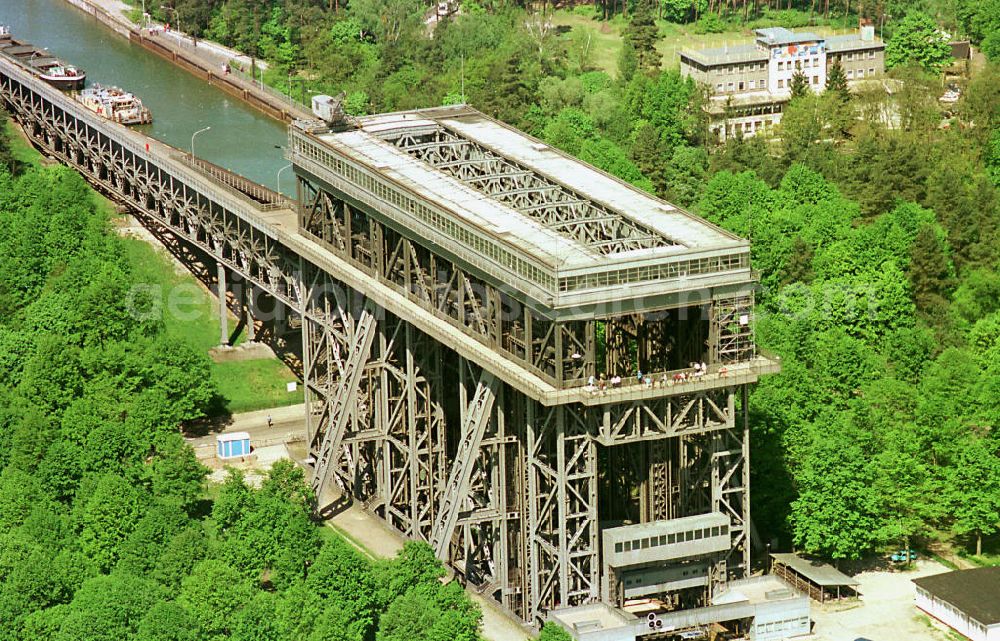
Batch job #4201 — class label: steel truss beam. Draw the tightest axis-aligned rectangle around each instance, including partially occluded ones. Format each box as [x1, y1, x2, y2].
[431, 367, 499, 558]
[381, 126, 676, 255]
[310, 301, 378, 499]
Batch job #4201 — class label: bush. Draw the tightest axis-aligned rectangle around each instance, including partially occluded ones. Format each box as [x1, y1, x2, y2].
[748, 8, 816, 29]
[693, 13, 726, 34]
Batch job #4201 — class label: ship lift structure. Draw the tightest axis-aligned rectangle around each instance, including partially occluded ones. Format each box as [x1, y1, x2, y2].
[0, 48, 782, 638]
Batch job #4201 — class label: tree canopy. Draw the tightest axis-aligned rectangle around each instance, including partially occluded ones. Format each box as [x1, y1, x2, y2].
[885, 12, 952, 72]
[0, 153, 482, 641]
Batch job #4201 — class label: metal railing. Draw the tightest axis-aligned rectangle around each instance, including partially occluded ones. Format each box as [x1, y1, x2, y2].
[226, 63, 309, 110]
[180, 155, 289, 207]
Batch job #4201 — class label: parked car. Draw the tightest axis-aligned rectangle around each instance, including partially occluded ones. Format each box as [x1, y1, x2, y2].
[890, 549, 918, 562]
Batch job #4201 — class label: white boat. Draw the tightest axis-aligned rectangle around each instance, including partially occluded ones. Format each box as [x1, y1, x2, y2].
[76, 83, 152, 125]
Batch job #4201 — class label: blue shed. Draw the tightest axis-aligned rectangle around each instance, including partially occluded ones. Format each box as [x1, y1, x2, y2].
[217, 431, 251, 459]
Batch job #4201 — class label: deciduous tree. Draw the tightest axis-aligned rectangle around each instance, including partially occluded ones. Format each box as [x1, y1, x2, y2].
[885, 12, 952, 72]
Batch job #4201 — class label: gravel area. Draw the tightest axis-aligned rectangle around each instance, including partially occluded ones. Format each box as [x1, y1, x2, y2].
[808, 559, 954, 641]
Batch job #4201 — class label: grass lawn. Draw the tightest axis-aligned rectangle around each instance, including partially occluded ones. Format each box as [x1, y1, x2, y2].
[121, 237, 303, 415]
[552, 7, 867, 75]
[6, 117, 45, 171]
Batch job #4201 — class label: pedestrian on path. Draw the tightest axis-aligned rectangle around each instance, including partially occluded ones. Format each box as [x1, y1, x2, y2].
[266, 414, 273, 428]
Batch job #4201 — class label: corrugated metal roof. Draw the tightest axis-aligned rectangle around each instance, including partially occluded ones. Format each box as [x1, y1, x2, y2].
[770, 553, 860, 587]
[681, 43, 766, 65]
[826, 33, 884, 52]
[755, 27, 822, 45]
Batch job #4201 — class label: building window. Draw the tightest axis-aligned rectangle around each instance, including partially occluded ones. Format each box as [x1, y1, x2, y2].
[777, 61, 783, 70]
[738, 81, 744, 90]
[748, 79, 755, 89]
[812, 75, 819, 84]
[858, 69, 865, 78]
[869, 67, 875, 75]
[727, 82, 734, 91]
[777, 79, 784, 88]
[847, 70, 854, 79]
[716, 83, 723, 92]
[869, 50, 875, 58]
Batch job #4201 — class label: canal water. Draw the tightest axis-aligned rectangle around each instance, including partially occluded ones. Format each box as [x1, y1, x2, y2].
[1, 0, 290, 191]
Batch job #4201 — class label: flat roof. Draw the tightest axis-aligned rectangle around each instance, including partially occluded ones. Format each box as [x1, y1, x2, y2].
[826, 33, 884, 52]
[681, 43, 766, 66]
[913, 567, 1000, 626]
[217, 431, 251, 442]
[770, 553, 859, 587]
[755, 27, 822, 45]
[315, 106, 744, 270]
[604, 512, 728, 540]
[718, 575, 804, 604]
[550, 602, 636, 633]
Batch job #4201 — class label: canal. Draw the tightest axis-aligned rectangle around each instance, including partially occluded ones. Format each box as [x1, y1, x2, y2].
[1, 0, 290, 191]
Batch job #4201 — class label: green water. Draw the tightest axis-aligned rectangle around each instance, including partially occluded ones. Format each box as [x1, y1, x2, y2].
[1, 0, 290, 191]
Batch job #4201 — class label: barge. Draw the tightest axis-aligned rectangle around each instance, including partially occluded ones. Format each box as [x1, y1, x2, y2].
[0, 26, 85, 90]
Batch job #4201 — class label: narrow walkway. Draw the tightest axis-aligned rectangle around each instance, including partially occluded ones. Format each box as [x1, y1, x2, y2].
[185, 403, 307, 457]
[321, 484, 533, 641]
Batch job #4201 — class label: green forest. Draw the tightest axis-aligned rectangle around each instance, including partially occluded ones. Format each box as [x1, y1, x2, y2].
[0, 127, 485, 640]
[2, 0, 1000, 637]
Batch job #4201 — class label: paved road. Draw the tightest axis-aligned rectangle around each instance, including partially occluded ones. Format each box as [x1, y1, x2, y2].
[186, 403, 307, 458]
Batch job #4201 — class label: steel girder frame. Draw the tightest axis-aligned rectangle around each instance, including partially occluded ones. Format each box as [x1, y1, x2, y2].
[379, 126, 671, 254]
[525, 403, 600, 616]
[297, 175, 594, 388]
[299, 278, 450, 546]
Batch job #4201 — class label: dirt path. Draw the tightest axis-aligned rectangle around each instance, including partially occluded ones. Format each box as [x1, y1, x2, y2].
[810, 559, 953, 641]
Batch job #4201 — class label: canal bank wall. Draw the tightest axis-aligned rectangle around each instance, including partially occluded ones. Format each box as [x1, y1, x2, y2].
[59, 0, 312, 123]
[60, 0, 130, 37]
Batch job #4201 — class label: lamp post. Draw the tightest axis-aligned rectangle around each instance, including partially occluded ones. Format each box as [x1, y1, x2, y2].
[160, 4, 177, 31]
[190, 126, 210, 157]
[277, 163, 292, 196]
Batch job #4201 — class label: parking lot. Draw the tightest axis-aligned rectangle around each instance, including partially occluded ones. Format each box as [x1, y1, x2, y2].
[809, 559, 953, 641]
